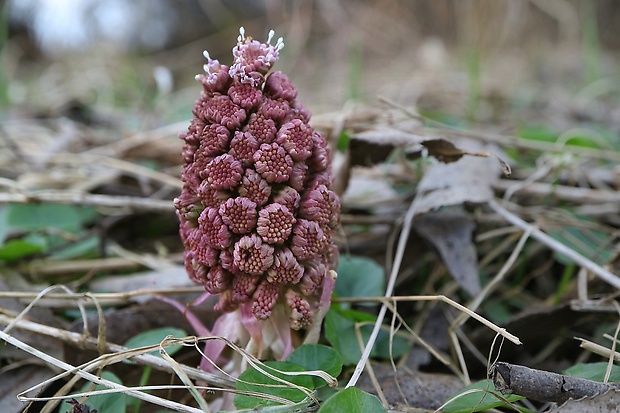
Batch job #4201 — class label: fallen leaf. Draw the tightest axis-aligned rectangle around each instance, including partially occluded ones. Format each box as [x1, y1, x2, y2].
[0, 365, 57, 413]
[414, 139, 505, 215]
[421, 138, 511, 175]
[358, 363, 463, 410]
[548, 389, 620, 412]
[414, 209, 480, 296]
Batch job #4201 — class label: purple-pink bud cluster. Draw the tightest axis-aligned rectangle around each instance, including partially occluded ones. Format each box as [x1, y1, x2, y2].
[175, 29, 340, 330]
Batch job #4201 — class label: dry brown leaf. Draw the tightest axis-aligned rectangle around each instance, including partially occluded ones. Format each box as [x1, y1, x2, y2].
[414, 139, 506, 215]
[548, 389, 620, 412]
[358, 363, 463, 410]
[421, 138, 511, 176]
[0, 366, 57, 413]
[414, 209, 480, 296]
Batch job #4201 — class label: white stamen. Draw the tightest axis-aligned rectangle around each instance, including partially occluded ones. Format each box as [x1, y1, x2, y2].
[267, 30, 275, 44]
[203, 64, 210, 73]
[276, 37, 285, 51]
[194, 74, 201, 81]
[203, 50, 211, 61]
[238, 26, 246, 42]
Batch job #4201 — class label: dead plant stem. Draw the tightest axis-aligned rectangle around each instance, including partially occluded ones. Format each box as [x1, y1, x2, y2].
[488, 200, 620, 289]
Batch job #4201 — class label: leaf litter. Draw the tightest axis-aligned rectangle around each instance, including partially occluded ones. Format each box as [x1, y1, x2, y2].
[2, 9, 620, 413]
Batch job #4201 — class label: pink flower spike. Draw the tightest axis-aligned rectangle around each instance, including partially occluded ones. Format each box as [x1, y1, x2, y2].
[196, 50, 231, 93]
[197, 181, 230, 208]
[204, 154, 243, 190]
[299, 184, 336, 226]
[201, 94, 247, 130]
[272, 186, 301, 214]
[285, 290, 313, 330]
[251, 281, 280, 320]
[288, 162, 308, 191]
[198, 207, 232, 249]
[276, 118, 313, 162]
[257, 203, 296, 245]
[244, 112, 277, 145]
[290, 219, 327, 260]
[253, 142, 293, 183]
[233, 234, 274, 276]
[238, 168, 272, 207]
[228, 82, 263, 110]
[299, 260, 327, 295]
[264, 71, 297, 102]
[267, 247, 304, 285]
[308, 131, 330, 172]
[232, 273, 261, 303]
[259, 98, 290, 122]
[195, 124, 230, 157]
[230, 27, 284, 85]
[205, 265, 233, 294]
[219, 197, 258, 234]
[229, 131, 259, 167]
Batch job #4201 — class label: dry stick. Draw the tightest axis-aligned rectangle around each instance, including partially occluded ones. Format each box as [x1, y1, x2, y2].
[0, 313, 236, 389]
[26, 151, 183, 189]
[0, 191, 173, 211]
[335, 296, 521, 346]
[378, 95, 620, 163]
[0, 331, 204, 413]
[492, 362, 620, 403]
[344, 191, 420, 388]
[488, 200, 620, 289]
[493, 180, 620, 204]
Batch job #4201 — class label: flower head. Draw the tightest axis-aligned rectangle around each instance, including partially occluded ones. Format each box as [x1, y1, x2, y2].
[175, 29, 340, 354]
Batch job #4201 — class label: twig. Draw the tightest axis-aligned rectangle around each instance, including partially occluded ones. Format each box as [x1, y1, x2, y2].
[0, 312, 236, 389]
[488, 200, 620, 289]
[0, 330, 205, 413]
[345, 189, 421, 388]
[493, 180, 620, 204]
[0, 191, 173, 211]
[492, 362, 620, 403]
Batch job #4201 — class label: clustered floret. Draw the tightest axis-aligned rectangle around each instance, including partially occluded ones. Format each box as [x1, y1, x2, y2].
[176, 28, 340, 330]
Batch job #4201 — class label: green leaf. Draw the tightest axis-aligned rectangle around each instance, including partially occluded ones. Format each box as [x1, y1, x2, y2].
[548, 224, 613, 265]
[335, 256, 384, 306]
[123, 327, 187, 360]
[286, 344, 343, 387]
[564, 362, 620, 382]
[0, 206, 10, 244]
[50, 235, 99, 260]
[324, 309, 410, 365]
[318, 387, 385, 413]
[6, 204, 97, 233]
[60, 371, 127, 413]
[442, 379, 524, 413]
[234, 361, 314, 409]
[518, 125, 558, 143]
[0, 234, 46, 261]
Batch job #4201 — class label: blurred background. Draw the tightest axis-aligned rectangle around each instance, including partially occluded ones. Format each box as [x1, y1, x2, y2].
[2, 0, 619, 124]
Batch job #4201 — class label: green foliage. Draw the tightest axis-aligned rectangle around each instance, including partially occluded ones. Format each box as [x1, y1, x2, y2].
[233, 344, 346, 410]
[60, 371, 128, 413]
[335, 256, 385, 306]
[0, 204, 99, 263]
[441, 379, 525, 413]
[123, 327, 187, 360]
[318, 387, 386, 413]
[234, 360, 314, 409]
[547, 214, 615, 265]
[324, 308, 410, 365]
[286, 344, 343, 387]
[564, 362, 620, 382]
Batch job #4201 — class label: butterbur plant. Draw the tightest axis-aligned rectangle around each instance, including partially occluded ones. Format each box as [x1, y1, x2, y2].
[174, 28, 340, 363]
